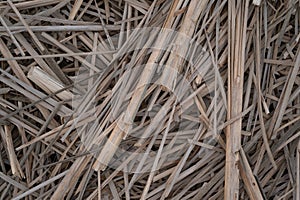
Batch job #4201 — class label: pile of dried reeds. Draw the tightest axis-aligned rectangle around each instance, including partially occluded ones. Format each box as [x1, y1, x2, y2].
[0, 0, 299, 199]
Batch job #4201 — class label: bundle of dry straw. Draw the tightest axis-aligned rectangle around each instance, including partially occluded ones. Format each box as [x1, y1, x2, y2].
[0, 0, 299, 199]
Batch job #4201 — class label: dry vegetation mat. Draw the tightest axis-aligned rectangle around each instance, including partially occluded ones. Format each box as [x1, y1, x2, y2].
[0, 0, 300, 199]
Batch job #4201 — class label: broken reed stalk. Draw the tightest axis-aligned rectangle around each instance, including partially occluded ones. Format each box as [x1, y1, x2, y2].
[225, 0, 248, 199]
[92, 0, 181, 171]
[27, 67, 73, 104]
